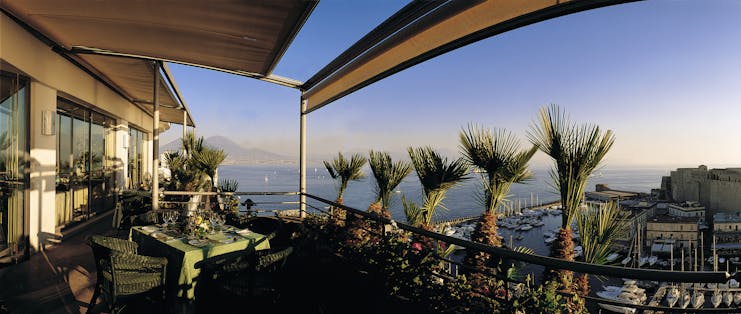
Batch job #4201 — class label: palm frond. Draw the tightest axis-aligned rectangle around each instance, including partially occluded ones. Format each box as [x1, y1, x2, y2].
[219, 178, 239, 192]
[408, 146, 468, 224]
[323, 152, 367, 200]
[576, 201, 629, 265]
[402, 195, 424, 227]
[459, 124, 536, 213]
[527, 104, 615, 229]
[369, 150, 412, 209]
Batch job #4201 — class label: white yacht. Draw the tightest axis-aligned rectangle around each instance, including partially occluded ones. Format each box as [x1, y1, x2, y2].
[691, 289, 704, 309]
[711, 289, 722, 308]
[665, 286, 679, 308]
[679, 289, 691, 309]
[723, 291, 733, 307]
[597, 290, 638, 314]
[648, 255, 658, 266]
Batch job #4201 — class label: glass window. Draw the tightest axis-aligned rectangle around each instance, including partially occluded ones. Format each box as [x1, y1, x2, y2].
[0, 72, 28, 259]
[128, 127, 147, 189]
[56, 99, 115, 227]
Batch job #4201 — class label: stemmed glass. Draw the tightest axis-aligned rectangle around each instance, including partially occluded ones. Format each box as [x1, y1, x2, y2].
[162, 211, 172, 226]
[209, 212, 221, 233]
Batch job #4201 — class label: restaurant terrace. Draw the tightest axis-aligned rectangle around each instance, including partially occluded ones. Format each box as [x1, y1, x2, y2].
[1, 1, 739, 313]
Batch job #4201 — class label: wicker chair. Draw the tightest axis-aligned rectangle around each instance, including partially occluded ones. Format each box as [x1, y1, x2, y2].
[88, 235, 167, 313]
[196, 245, 294, 311]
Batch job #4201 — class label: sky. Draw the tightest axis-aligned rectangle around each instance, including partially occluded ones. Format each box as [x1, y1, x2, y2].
[162, 0, 741, 168]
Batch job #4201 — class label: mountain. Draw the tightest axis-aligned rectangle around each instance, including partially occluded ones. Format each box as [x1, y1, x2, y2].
[160, 136, 292, 165]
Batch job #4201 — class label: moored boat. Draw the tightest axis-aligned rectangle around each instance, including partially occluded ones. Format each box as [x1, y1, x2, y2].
[723, 291, 733, 307]
[691, 289, 704, 309]
[711, 289, 722, 308]
[665, 286, 679, 307]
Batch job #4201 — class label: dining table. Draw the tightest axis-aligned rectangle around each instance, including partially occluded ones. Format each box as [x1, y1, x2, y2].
[129, 224, 271, 301]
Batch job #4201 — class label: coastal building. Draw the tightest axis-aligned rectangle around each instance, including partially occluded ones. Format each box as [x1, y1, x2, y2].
[645, 215, 699, 249]
[1, 10, 193, 262]
[667, 201, 705, 218]
[665, 165, 741, 217]
[713, 212, 741, 256]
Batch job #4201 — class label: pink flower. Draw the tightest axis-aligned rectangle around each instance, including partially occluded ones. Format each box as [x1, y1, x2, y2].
[412, 242, 423, 251]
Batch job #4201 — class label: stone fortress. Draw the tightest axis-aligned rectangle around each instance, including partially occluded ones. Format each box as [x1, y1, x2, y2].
[663, 165, 741, 218]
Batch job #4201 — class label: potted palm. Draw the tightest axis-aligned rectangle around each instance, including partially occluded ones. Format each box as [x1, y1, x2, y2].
[323, 152, 366, 228]
[403, 147, 468, 248]
[459, 125, 536, 274]
[528, 104, 614, 291]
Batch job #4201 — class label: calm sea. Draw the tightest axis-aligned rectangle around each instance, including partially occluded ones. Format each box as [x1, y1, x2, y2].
[218, 164, 671, 222]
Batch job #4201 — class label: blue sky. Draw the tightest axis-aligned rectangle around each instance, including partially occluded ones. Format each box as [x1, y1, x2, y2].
[163, 0, 741, 168]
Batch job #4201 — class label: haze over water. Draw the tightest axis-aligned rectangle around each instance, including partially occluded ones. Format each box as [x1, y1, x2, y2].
[219, 164, 673, 222]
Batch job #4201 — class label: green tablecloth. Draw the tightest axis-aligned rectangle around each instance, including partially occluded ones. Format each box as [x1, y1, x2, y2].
[130, 225, 270, 299]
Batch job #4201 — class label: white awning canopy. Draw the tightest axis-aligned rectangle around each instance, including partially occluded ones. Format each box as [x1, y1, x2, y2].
[1, 0, 318, 125]
[301, 0, 635, 113]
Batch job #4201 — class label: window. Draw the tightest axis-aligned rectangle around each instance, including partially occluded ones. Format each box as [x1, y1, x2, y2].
[56, 99, 115, 227]
[0, 72, 28, 259]
[128, 128, 147, 189]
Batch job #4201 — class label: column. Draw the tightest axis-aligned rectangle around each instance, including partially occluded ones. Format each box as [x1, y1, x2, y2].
[28, 82, 58, 252]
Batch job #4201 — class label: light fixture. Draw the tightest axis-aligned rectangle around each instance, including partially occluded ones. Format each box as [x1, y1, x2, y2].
[41, 110, 56, 135]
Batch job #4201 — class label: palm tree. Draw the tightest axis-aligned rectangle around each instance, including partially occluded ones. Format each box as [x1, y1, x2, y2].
[324, 152, 367, 226]
[191, 145, 227, 211]
[459, 124, 537, 271]
[404, 146, 468, 232]
[528, 104, 614, 289]
[574, 201, 628, 295]
[368, 150, 412, 218]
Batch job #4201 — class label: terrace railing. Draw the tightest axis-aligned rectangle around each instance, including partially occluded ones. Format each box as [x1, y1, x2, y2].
[151, 189, 740, 312]
[301, 193, 741, 313]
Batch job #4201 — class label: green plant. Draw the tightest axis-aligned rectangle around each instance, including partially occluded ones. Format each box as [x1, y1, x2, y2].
[574, 201, 629, 295]
[404, 147, 468, 228]
[528, 104, 614, 290]
[323, 152, 367, 228]
[459, 124, 537, 279]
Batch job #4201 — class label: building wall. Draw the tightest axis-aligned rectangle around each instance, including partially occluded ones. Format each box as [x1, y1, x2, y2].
[670, 166, 741, 216]
[646, 222, 698, 246]
[1, 12, 154, 252]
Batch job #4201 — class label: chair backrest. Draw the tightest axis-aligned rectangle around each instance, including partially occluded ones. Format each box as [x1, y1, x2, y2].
[88, 235, 138, 274]
[255, 246, 294, 272]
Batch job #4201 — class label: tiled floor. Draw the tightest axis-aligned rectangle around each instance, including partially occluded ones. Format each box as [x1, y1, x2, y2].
[0, 218, 120, 314]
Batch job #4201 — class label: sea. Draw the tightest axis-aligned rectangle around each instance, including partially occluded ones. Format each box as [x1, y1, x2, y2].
[219, 164, 670, 222]
[220, 164, 670, 289]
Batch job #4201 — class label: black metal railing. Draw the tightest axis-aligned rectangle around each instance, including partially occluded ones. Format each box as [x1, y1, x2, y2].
[302, 192, 741, 313]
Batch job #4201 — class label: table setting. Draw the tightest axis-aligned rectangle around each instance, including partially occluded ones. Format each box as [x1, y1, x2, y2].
[129, 208, 271, 300]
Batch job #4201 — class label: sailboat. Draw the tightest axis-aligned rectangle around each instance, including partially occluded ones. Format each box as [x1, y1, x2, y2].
[665, 286, 680, 308]
[723, 291, 733, 307]
[711, 289, 722, 308]
[679, 289, 691, 309]
[691, 289, 705, 309]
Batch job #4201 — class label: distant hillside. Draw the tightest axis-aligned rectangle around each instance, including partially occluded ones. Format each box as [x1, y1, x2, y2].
[160, 136, 292, 165]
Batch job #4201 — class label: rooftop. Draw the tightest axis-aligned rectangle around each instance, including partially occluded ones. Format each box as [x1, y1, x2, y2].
[714, 212, 741, 223]
[648, 215, 700, 224]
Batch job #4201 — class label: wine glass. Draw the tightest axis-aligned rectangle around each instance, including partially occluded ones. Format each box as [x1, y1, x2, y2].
[162, 211, 171, 226]
[171, 210, 180, 224]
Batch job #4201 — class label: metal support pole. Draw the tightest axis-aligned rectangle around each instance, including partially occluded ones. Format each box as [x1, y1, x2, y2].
[299, 97, 307, 218]
[152, 61, 160, 211]
[182, 109, 187, 155]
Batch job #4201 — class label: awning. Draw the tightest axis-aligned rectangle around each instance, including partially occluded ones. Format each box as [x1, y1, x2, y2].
[72, 54, 194, 126]
[1, 0, 317, 124]
[301, 0, 636, 113]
